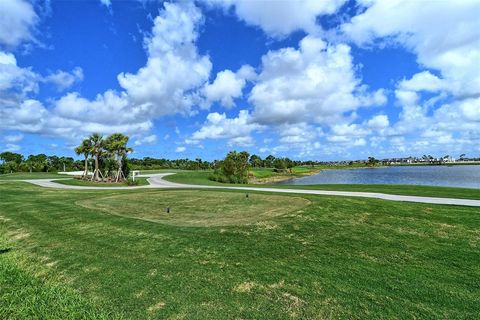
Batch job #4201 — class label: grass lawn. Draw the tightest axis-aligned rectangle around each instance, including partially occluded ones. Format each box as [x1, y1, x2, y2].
[55, 177, 150, 187]
[249, 166, 320, 179]
[0, 172, 68, 180]
[1, 181, 479, 318]
[272, 184, 480, 200]
[162, 170, 223, 186]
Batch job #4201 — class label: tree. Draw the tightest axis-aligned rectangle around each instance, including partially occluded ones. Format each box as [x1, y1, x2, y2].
[104, 133, 133, 182]
[249, 154, 263, 167]
[264, 155, 275, 168]
[212, 150, 250, 184]
[75, 139, 93, 178]
[0, 152, 23, 171]
[367, 156, 378, 167]
[89, 133, 105, 181]
[273, 158, 287, 171]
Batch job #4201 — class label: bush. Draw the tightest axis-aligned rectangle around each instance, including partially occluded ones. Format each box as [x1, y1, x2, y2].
[124, 178, 139, 186]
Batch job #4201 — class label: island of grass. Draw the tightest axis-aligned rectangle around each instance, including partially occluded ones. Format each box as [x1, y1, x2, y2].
[54, 176, 150, 187]
[1, 181, 479, 318]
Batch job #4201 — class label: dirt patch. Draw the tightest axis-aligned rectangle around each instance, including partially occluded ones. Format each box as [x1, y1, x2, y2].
[234, 281, 257, 293]
[147, 301, 166, 314]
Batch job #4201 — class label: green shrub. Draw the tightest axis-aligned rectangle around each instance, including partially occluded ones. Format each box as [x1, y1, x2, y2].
[124, 178, 139, 186]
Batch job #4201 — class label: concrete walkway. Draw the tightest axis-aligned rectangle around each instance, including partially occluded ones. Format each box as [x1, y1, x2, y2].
[17, 173, 480, 207]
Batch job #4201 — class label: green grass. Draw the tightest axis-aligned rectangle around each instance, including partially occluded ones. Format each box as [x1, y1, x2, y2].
[163, 170, 223, 186]
[0, 172, 67, 180]
[0, 253, 118, 319]
[272, 184, 480, 200]
[1, 181, 479, 318]
[249, 166, 320, 179]
[77, 190, 309, 227]
[54, 177, 150, 187]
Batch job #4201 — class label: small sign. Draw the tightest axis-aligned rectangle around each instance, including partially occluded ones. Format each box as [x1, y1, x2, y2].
[131, 170, 140, 181]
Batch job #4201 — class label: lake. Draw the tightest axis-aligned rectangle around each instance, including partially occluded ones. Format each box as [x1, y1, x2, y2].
[277, 165, 480, 188]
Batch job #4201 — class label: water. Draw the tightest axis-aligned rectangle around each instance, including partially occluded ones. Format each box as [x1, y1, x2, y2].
[277, 165, 480, 188]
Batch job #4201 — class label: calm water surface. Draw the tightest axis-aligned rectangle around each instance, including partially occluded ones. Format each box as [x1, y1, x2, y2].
[277, 165, 480, 188]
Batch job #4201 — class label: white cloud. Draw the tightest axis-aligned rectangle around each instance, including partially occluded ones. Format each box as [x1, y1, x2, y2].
[175, 146, 186, 152]
[0, 51, 39, 95]
[134, 134, 157, 146]
[190, 110, 261, 145]
[277, 122, 318, 144]
[0, 0, 38, 48]
[459, 97, 480, 122]
[0, 99, 47, 132]
[205, 0, 347, 37]
[366, 114, 389, 130]
[250, 35, 386, 126]
[3, 133, 24, 143]
[398, 71, 446, 93]
[342, 0, 480, 97]
[3, 143, 21, 152]
[1, 2, 213, 142]
[99, 0, 111, 7]
[203, 65, 255, 108]
[44, 67, 83, 91]
[117, 2, 211, 117]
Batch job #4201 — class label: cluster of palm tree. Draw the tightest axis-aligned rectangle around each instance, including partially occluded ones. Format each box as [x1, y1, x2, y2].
[75, 133, 133, 182]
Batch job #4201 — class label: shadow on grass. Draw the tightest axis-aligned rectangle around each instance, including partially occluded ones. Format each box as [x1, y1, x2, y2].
[0, 247, 13, 254]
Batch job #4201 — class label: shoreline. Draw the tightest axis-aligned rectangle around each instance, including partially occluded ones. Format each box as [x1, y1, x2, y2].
[249, 169, 322, 184]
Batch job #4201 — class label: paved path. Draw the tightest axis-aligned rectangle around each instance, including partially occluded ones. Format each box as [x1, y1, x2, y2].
[15, 173, 480, 207]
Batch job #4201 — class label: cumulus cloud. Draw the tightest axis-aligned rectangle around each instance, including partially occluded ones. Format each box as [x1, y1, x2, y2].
[134, 134, 157, 146]
[203, 65, 255, 108]
[117, 2, 211, 117]
[0, 0, 38, 49]
[366, 114, 389, 130]
[205, 0, 347, 37]
[189, 110, 261, 146]
[250, 35, 386, 125]
[340, 0, 480, 155]
[44, 67, 83, 91]
[175, 146, 186, 152]
[0, 99, 48, 133]
[342, 0, 480, 97]
[0, 51, 39, 96]
[1, 2, 213, 143]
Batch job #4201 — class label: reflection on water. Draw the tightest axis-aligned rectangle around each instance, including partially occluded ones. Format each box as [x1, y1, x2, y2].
[277, 165, 480, 188]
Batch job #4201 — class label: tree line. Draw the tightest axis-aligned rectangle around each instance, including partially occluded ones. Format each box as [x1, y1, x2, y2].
[209, 151, 302, 184]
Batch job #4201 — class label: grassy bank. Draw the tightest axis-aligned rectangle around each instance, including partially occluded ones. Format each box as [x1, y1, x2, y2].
[1, 181, 479, 318]
[0, 172, 67, 180]
[249, 166, 321, 183]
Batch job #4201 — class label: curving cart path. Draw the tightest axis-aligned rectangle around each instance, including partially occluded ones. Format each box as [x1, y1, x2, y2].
[14, 173, 480, 207]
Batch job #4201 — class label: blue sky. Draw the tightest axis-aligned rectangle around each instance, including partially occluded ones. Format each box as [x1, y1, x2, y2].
[1, 0, 479, 161]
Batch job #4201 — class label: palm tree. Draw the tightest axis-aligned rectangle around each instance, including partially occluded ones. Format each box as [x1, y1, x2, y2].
[89, 133, 105, 181]
[75, 139, 93, 178]
[105, 133, 133, 182]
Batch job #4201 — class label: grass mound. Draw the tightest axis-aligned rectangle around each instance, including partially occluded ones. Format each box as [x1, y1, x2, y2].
[76, 190, 310, 227]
